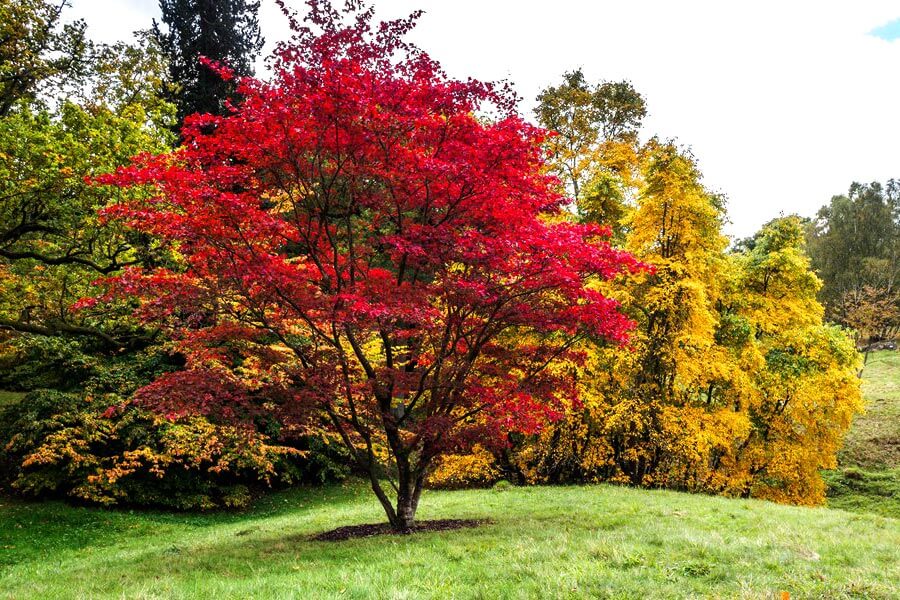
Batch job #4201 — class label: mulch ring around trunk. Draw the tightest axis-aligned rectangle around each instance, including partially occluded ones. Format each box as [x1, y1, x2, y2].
[311, 518, 490, 542]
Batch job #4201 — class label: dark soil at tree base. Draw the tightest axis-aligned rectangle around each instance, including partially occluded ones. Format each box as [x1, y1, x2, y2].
[311, 519, 489, 541]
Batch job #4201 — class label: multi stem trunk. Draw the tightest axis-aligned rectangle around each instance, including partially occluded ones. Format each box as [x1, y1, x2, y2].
[367, 459, 428, 531]
[394, 480, 418, 530]
[392, 444, 431, 530]
[332, 381, 433, 531]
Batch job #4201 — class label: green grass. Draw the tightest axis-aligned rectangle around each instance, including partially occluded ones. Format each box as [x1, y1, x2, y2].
[842, 351, 900, 469]
[824, 351, 900, 517]
[0, 390, 24, 408]
[823, 467, 900, 517]
[1, 482, 898, 599]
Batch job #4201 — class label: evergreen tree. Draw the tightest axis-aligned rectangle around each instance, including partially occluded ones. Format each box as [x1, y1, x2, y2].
[152, 0, 263, 124]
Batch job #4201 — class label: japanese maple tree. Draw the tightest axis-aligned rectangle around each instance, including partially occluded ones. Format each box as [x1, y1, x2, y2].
[91, 0, 641, 530]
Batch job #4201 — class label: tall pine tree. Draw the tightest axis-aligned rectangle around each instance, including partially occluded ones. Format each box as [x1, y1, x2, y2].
[152, 0, 263, 125]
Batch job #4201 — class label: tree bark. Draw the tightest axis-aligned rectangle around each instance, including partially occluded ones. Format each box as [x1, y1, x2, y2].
[391, 462, 427, 531]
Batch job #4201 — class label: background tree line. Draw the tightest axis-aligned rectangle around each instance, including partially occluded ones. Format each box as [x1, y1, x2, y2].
[805, 180, 900, 361]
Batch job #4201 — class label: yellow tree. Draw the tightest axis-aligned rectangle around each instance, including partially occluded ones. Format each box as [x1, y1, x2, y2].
[502, 140, 751, 488]
[594, 140, 754, 487]
[729, 217, 863, 504]
[435, 98, 863, 506]
[515, 167, 862, 505]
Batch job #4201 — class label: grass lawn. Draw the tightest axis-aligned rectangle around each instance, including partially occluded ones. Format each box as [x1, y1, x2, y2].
[843, 351, 900, 469]
[0, 391, 24, 408]
[1, 481, 898, 599]
[824, 351, 900, 518]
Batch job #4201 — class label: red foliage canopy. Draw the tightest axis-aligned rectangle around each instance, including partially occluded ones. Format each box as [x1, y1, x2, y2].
[91, 0, 642, 527]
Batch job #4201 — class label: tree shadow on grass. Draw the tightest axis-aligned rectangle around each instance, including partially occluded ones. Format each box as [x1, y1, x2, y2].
[0, 481, 370, 568]
[141, 515, 491, 591]
[1, 501, 499, 598]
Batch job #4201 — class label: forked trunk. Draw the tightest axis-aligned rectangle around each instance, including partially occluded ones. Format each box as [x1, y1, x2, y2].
[368, 463, 427, 532]
[392, 468, 426, 531]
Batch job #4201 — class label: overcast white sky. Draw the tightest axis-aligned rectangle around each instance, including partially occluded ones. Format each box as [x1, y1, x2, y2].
[69, 0, 900, 239]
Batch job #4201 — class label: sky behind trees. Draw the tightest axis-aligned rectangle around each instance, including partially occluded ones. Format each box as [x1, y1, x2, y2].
[68, 0, 900, 239]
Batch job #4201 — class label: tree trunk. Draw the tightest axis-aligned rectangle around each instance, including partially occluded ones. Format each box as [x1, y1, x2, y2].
[391, 464, 427, 531]
[366, 460, 428, 531]
[395, 493, 416, 530]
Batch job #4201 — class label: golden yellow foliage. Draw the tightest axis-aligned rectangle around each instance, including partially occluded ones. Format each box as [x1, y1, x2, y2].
[427, 445, 500, 489]
[503, 145, 863, 506]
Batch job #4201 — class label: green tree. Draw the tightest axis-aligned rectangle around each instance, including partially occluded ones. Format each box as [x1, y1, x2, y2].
[0, 0, 89, 116]
[535, 69, 646, 239]
[806, 180, 900, 322]
[0, 2, 332, 508]
[152, 0, 264, 124]
[0, 29, 175, 350]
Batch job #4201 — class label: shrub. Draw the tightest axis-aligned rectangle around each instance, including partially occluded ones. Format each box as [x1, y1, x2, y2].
[427, 445, 500, 489]
[0, 390, 311, 509]
[0, 337, 351, 508]
[492, 480, 513, 492]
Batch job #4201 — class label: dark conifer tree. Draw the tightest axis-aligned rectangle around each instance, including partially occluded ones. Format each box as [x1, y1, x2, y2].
[152, 0, 263, 125]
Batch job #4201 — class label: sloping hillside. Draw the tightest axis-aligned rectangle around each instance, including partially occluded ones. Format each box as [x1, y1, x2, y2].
[1, 481, 897, 599]
[825, 351, 900, 517]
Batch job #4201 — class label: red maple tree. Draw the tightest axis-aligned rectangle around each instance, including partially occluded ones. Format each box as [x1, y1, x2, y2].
[91, 0, 642, 529]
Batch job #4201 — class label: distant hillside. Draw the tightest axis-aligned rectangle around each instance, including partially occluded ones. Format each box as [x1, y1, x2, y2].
[825, 351, 900, 517]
